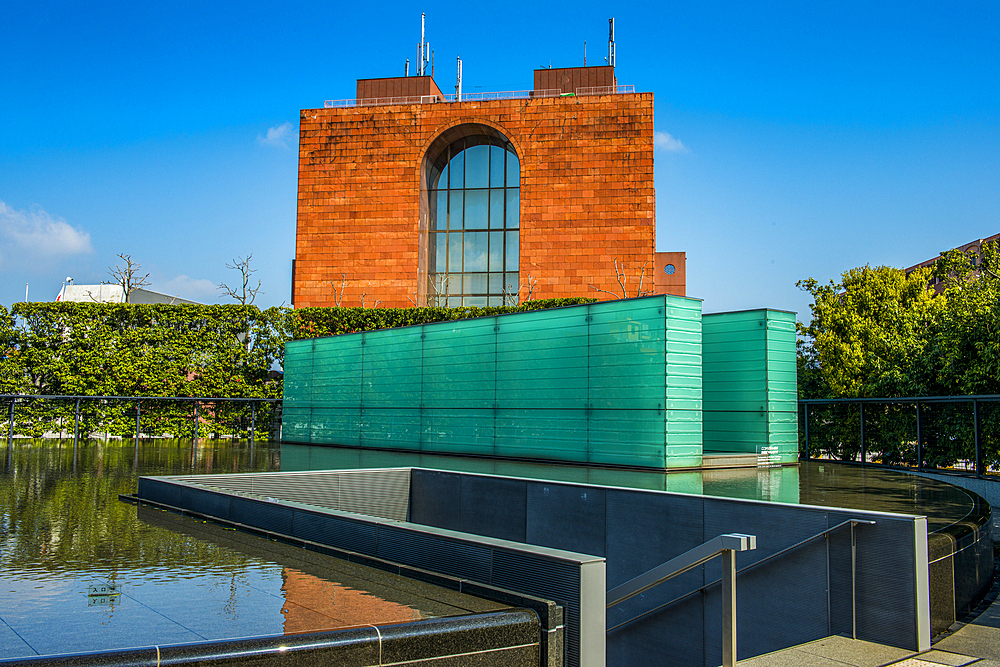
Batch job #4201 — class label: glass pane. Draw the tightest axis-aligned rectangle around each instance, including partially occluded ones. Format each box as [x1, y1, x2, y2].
[490, 190, 504, 229]
[465, 190, 488, 229]
[462, 273, 488, 295]
[470, 273, 488, 294]
[450, 191, 463, 230]
[504, 272, 519, 294]
[439, 163, 449, 189]
[506, 151, 520, 187]
[450, 151, 464, 189]
[489, 273, 503, 294]
[465, 145, 489, 188]
[436, 232, 448, 272]
[429, 233, 443, 272]
[489, 231, 504, 270]
[435, 190, 448, 230]
[448, 296, 462, 307]
[506, 231, 519, 271]
[466, 296, 488, 307]
[488, 296, 502, 307]
[429, 162, 442, 190]
[464, 231, 488, 271]
[506, 190, 519, 228]
[490, 145, 505, 187]
[450, 232, 463, 272]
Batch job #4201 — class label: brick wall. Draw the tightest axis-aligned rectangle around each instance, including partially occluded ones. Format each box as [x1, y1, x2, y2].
[294, 91, 655, 307]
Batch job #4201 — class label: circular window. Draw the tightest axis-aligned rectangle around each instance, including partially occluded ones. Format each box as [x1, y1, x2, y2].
[664, 264, 676, 275]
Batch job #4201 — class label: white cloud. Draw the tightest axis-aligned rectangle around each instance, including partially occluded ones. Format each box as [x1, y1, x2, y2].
[654, 131, 688, 153]
[0, 200, 92, 269]
[159, 274, 219, 300]
[257, 121, 294, 148]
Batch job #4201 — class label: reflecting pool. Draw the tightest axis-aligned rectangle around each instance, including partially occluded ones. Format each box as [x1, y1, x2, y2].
[0, 439, 502, 660]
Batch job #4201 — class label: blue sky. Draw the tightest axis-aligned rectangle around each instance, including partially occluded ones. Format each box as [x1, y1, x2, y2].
[1, 0, 997, 321]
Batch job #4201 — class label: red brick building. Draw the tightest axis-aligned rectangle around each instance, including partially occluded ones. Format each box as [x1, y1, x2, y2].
[904, 233, 1000, 294]
[293, 66, 685, 308]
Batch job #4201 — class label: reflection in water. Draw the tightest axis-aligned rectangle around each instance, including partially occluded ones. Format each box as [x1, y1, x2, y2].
[0, 439, 437, 660]
[280, 443, 804, 504]
[280, 443, 982, 530]
[281, 568, 421, 635]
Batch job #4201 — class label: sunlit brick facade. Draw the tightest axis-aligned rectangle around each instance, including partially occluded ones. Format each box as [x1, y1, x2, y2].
[293, 67, 683, 308]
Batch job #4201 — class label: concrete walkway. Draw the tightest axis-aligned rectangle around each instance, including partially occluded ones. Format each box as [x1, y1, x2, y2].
[739, 582, 1000, 667]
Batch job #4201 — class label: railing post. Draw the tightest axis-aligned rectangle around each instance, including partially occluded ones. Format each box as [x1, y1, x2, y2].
[974, 399, 982, 477]
[915, 401, 923, 470]
[851, 521, 858, 639]
[8, 398, 15, 447]
[250, 401, 256, 448]
[722, 548, 737, 667]
[859, 402, 866, 465]
[194, 400, 199, 442]
[802, 403, 810, 460]
[73, 398, 80, 448]
[135, 399, 141, 441]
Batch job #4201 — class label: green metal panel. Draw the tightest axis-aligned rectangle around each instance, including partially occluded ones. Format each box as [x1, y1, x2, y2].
[702, 309, 798, 458]
[281, 296, 704, 469]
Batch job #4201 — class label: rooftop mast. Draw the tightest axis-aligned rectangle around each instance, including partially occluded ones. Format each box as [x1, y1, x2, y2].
[608, 18, 616, 68]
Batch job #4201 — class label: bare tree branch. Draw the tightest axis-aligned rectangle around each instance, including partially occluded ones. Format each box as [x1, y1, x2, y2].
[218, 253, 263, 305]
[106, 253, 151, 303]
[614, 259, 629, 297]
[590, 259, 654, 299]
[427, 274, 450, 307]
[330, 274, 347, 307]
[635, 262, 652, 298]
[359, 281, 382, 308]
[589, 285, 623, 299]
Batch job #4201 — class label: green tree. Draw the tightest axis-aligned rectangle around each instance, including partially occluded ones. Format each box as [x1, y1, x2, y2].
[797, 265, 942, 398]
[930, 240, 1000, 395]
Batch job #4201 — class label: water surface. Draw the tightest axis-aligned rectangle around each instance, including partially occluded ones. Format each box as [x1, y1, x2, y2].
[0, 439, 497, 659]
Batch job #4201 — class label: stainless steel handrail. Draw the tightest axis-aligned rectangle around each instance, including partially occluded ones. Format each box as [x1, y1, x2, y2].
[607, 519, 876, 638]
[607, 533, 756, 667]
[606, 533, 756, 607]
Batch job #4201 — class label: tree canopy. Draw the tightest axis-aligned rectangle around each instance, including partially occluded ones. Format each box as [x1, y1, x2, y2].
[798, 240, 1000, 399]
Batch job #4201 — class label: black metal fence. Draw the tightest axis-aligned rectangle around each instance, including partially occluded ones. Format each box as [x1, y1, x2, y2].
[799, 395, 1000, 476]
[2, 394, 282, 446]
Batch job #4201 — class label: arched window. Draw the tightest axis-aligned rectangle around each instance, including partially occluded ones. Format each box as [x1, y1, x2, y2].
[426, 134, 519, 307]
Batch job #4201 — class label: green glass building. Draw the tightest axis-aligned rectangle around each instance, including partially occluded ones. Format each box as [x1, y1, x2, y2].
[282, 296, 797, 469]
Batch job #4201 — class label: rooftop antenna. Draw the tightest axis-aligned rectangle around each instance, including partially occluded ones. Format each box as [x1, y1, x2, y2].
[608, 17, 616, 68]
[405, 58, 410, 76]
[584, 40, 587, 67]
[456, 55, 462, 101]
[417, 12, 431, 76]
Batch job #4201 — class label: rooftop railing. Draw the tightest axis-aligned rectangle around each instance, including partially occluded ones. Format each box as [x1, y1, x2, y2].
[324, 84, 636, 108]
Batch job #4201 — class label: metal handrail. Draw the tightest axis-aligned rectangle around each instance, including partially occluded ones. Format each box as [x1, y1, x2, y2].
[323, 84, 637, 108]
[607, 518, 875, 635]
[800, 394, 1000, 404]
[4, 394, 281, 448]
[1, 394, 279, 402]
[607, 533, 756, 608]
[607, 533, 756, 667]
[799, 395, 1000, 476]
